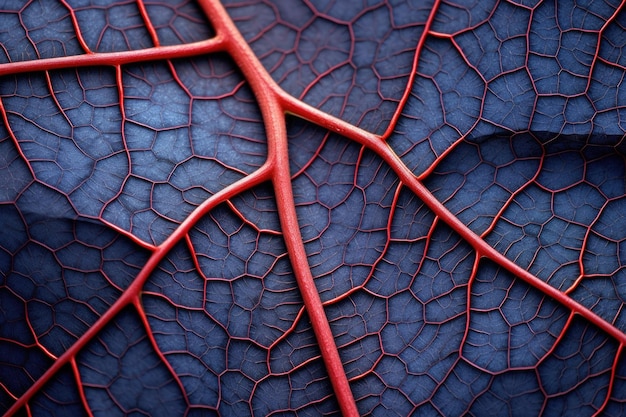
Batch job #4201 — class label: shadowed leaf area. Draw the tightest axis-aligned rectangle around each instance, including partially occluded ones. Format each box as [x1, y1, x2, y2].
[2, 0, 626, 416]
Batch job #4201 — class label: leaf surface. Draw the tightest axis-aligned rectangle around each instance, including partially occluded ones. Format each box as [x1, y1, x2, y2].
[1, 0, 626, 416]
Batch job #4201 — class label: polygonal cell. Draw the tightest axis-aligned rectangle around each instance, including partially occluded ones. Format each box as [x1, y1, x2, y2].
[0, 126, 33, 202]
[84, 55, 267, 245]
[390, 38, 485, 176]
[326, 293, 386, 379]
[572, 196, 626, 330]
[0, 1, 82, 63]
[1, 69, 127, 218]
[0, 204, 27, 261]
[189, 206, 301, 348]
[590, 196, 626, 242]
[588, 61, 626, 137]
[430, 0, 497, 34]
[376, 243, 469, 410]
[79, 308, 187, 417]
[389, 185, 435, 241]
[485, 181, 591, 290]
[538, 318, 618, 416]
[124, 63, 192, 130]
[143, 295, 225, 408]
[218, 371, 255, 416]
[225, 0, 436, 133]
[604, 352, 626, 416]
[570, 270, 626, 332]
[411, 224, 474, 311]
[6, 184, 148, 358]
[268, 311, 320, 373]
[425, 133, 543, 235]
[229, 183, 282, 234]
[66, 0, 152, 52]
[536, 150, 585, 191]
[0, 336, 53, 410]
[529, 0, 616, 96]
[292, 134, 396, 301]
[599, 10, 626, 68]
[585, 152, 626, 199]
[144, 0, 213, 45]
[29, 365, 87, 417]
[431, 359, 491, 416]
[469, 370, 544, 416]
[189, 94, 266, 172]
[351, 370, 414, 416]
[143, 242, 205, 309]
[483, 69, 535, 131]
[557, 0, 620, 30]
[385, 290, 424, 346]
[103, 175, 178, 244]
[531, 95, 566, 139]
[454, 2, 530, 81]
[253, 364, 337, 415]
[367, 240, 425, 297]
[465, 260, 569, 372]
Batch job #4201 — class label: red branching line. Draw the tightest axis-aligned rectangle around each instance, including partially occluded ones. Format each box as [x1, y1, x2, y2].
[458, 251, 482, 365]
[58, 0, 93, 54]
[195, 1, 359, 414]
[3, 164, 272, 416]
[585, 2, 626, 94]
[594, 344, 624, 417]
[133, 298, 191, 410]
[3, 0, 626, 415]
[566, 197, 612, 295]
[0, 39, 225, 76]
[380, 0, 441, 140]
[0, 100, 36, 180]
[136, 0, 160, 47]
[70, 358, 95, 417]
[280, 90, 626, 349]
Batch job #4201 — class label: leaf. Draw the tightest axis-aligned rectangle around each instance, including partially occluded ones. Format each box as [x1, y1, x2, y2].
[1, 0, 626, 416]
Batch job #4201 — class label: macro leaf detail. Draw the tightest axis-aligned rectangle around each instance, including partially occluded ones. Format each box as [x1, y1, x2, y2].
[1, 0, 626, 416]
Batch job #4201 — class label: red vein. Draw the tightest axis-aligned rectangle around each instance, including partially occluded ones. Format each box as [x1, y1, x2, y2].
[132, 298, 190, 409]
[593, 344, 623, 416]
[0, 99, 36, 179]
[195, 0, 626, 410]
[4, 0, 625, 415]
[136, 0, 161, 47]
[585, 1, 626, 94]
[196, 0, 359, 414]
[278, 89, 626, 346]
[58, 0, 92, 53]
[0, 38, 225, 76]
[381, 0, 441, 140]
[271, 113, 359, 416]
[3, 164, 272, 417]
[70, 358, 95, 417]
